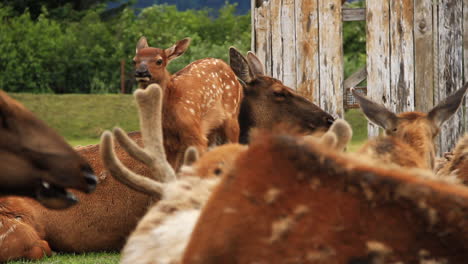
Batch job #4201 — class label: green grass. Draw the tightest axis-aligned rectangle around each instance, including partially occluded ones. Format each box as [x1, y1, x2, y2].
[7, 252, 120, 264]
[344, 108, 368, 152]
[10, 93, 140, 145]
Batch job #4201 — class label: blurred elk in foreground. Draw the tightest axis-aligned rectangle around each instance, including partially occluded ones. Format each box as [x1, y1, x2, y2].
[353, 83, 468, 170]
[134, 37, 242, 170]
[182, 130, 468, 264]
[0, 90, 98, 262]
[101, 84, 350, 264]
[0, 90, 97, 207]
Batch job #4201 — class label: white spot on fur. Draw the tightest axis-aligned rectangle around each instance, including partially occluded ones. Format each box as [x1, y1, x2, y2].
[226, 85, 231, 90]
[189, 108, 195, 114]
[0, 224, 16, 245]
[264, 188, 281, 204]
[223, 207, 237, 214]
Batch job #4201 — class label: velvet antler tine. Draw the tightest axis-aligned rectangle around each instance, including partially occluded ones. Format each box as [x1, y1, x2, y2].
[134, 84, 176, 182]
[113, 127, 153, 166]
[100, 131, 163, 196]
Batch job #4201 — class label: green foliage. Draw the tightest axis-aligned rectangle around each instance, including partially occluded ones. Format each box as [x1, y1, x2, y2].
[0, 3, 251, 93]
[342, 0, 366, 79]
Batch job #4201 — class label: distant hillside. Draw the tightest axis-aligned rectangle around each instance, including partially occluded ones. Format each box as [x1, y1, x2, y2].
[134, 0, 249, 14]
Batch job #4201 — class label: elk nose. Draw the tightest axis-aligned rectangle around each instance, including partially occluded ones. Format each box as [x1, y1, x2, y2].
[326, 117, 335, 126]
[135, 68, 151, 78]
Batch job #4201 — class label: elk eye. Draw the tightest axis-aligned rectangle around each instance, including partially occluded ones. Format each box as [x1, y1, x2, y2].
[15, 215, 23, 220]
[214, 168, 222, 176]
[273, 90, 287, 99]
[156, 59, 163, 65]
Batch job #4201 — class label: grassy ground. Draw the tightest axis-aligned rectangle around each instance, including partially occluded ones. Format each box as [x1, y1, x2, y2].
[10, 93, 139, 145]
[7, 252, 120, 264]
[344, 108, 368, 152]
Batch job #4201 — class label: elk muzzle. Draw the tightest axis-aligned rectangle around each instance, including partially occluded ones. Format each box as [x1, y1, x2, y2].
[135, 65, 152, 83]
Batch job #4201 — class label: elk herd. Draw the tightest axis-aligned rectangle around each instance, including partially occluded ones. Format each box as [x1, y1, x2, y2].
[0, 35, 467, 264]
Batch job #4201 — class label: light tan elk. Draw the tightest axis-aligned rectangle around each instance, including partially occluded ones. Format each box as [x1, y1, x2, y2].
[353, 83, 468, 170]
[101, 84, 248, 264]
[436, 134, 468, 184]
[0, 47, 337, 261]
[134, 37, 242, 170]
[182, 129, 468, 264]
[0, 90, 97, 208]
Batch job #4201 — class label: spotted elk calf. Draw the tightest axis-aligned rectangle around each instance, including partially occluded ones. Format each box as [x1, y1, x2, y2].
[134, 37, 242, 170]
[353, 83, 468, 170]
[182, 129, 468, 264]
[100, 84, 247, 264]
[229, 48, 335, 143]
[0, 90, 97, 209]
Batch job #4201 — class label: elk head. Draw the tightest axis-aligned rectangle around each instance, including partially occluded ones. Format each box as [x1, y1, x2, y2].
[352, 82, 468, 169]
[229, 48, 335, 143]
[133, 37, 191, 89]
[0, 91, 97, 209]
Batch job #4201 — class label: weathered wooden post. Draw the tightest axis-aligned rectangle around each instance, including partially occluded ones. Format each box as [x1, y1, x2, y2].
[252, 0, 344, 118]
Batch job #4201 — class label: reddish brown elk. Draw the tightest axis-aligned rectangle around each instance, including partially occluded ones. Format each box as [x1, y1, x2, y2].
[0, 46, 336, 261]
[229, 47, 335, 143]
[0, 90, 97, 208]
[182, 130, 468, 264]
[353, 83, 468, 170]
[134, 37, 242, 170]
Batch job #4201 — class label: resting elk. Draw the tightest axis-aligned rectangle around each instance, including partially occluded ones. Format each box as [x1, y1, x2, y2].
[101, 84, 350, 264]
[0, 90, 97, 208]
[182, 128, 468, 264]
[353, 82, 468, 170]
[0, 46, 336, 261]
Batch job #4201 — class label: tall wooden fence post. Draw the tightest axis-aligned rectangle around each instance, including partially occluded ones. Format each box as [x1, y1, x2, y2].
[120, 59, 126, 94]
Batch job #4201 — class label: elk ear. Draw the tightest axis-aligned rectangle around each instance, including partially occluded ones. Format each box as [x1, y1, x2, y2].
[183, 146, 199, 167]
[352, 88, 398, 131]
[136, 36, 149, 53]
[165, 38, 191, 62]
[428, 82, 468, 128]
[229, 47, 255, 84]
[246, 51, 265, 76]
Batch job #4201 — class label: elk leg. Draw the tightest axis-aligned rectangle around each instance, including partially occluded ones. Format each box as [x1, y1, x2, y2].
[223, 118, 240, 143]
[25, 240, 52, 260]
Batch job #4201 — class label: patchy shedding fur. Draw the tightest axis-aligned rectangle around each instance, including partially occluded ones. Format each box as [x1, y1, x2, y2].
[182, 131, 468, 264]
